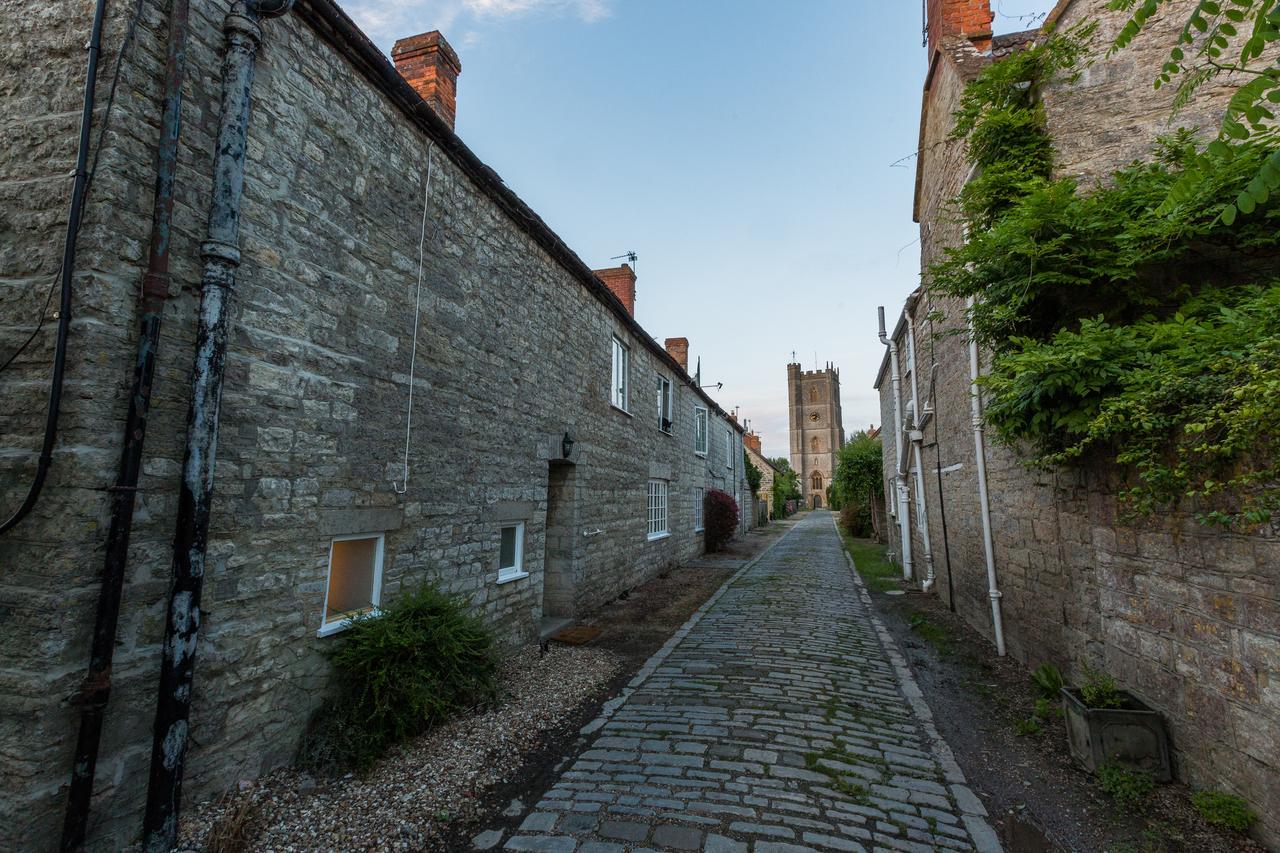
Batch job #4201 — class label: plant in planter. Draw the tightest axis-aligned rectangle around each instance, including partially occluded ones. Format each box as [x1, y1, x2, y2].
[1061, 667, 1172, 782]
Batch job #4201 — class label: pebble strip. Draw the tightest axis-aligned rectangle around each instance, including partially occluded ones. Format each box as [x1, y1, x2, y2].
[477, 513, 1002, 852]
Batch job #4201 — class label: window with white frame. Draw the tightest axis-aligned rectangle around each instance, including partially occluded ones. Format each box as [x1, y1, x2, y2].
[656, 375, 673, 433]
[725, 427, 733, 468]
[694, 486, 705, 531]
[497, 522, 526, 583]
[320, 533, 385, 636]
[611, 336, 630, 411]
[693, 406, 708, 455]
[646, 479, 669, 539]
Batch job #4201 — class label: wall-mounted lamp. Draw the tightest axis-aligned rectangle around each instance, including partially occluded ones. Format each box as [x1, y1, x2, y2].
[562, 432, 575, 459]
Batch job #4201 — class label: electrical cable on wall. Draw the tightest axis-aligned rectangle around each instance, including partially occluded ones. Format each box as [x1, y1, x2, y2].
[392, 143, 435, 494]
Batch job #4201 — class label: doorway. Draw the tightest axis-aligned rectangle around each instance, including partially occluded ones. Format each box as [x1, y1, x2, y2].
[542, 461, 579, 625]
[812, 494, 822, 509]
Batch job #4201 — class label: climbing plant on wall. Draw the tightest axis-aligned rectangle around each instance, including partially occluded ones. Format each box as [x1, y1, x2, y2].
[929, 19, 1280, 527]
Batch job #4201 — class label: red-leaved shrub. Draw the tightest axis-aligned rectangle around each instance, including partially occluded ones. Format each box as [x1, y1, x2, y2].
[704, 489, 739, 552]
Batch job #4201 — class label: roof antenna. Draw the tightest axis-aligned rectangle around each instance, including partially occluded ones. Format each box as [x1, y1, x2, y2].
[610, 251, 638, 277]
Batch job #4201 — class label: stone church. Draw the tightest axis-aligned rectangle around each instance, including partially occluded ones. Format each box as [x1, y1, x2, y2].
[787, 362, 844, 508]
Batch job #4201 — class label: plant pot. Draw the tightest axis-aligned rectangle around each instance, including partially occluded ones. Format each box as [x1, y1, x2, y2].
[1061, 687, 1172, 782]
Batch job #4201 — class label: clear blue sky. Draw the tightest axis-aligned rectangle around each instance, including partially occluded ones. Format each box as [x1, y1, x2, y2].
[347, 0, 1060, 459]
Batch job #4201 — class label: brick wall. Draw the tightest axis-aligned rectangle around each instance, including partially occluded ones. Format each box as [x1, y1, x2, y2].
[885, 1, 1280, 845]
[0, 1, 749, 847]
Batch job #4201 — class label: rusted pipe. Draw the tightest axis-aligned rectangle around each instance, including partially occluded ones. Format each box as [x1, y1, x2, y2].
[141, 2, 291, 848]
[59, 0, 192, 845]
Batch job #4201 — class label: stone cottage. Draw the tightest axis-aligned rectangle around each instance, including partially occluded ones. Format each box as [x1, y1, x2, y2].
[876, 0, 1279, 844]
[743, 430, 779, 521]
[0, 1, 750, 847]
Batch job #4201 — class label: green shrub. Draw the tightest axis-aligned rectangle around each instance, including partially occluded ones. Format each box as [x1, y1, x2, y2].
[839, 503, 872, 538]
[704, 489, 739, 552]
[1080, 667, 1124, 709]
[1014, 717, 1043, 737]
[1191, 790, 1257, 833]
[299, 584, 499, 773]
[1097, 761, 1156, 813]
[1031, 663, 1064, 700]
[1033, 697, 1061, 721]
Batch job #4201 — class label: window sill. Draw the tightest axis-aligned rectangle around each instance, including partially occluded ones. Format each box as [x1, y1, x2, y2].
[317, 607, 382, 638]
[658, 428, 673, 436]
[497, 570, 529, 585]
[611, 403, 632, 417]
[694, 450, 707, 458]
[694, 526, 704, 533]
[647, 532, 671, 542]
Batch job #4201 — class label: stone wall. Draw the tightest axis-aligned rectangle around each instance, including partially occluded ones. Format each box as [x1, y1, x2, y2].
[0, 1, 748, 848]
[882, 0, 1280, 845]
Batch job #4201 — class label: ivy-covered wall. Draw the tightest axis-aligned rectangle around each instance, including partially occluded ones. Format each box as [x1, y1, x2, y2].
[891, 0, 1279, 845]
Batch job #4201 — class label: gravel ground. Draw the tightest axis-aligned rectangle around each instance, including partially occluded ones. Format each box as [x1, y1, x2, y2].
[178, 645, 620, 852]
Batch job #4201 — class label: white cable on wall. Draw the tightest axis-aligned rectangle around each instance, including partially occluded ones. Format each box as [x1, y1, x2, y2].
[392, 143, 434, 495]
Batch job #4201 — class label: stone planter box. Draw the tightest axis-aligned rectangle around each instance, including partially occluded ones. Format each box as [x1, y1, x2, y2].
[1061, 687, 1172, 782]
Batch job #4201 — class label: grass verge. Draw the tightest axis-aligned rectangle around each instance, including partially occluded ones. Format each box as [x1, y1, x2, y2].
[836, 529, 902, 594]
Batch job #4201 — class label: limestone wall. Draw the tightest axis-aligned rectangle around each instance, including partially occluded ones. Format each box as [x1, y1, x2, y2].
[886, 0, 1280, 844]
[0, 0, 747, 847]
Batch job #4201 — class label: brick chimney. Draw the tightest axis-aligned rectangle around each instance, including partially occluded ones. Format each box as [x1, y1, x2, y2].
[744, 432, 762, 455]
[392, 31, 462, 129]
[927, 0, 993, 56]
[664, 337, 689, 372]
[594, 263, 636, 316]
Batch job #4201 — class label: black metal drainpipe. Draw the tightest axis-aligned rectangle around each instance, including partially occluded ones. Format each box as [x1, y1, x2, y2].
[141, 1, 291, 849]
[59, 0, 191, 846]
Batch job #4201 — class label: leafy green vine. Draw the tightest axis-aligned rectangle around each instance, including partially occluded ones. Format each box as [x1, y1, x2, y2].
[929, 19, 1280, 527]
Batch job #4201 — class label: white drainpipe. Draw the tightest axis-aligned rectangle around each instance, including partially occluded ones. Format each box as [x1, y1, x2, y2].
[966, 296, 1006, 656]
[878, 307, 913, 581]
[906, 313, 936, 592]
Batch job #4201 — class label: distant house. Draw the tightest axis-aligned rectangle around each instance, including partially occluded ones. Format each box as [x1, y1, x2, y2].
[743, 432, 780, 521]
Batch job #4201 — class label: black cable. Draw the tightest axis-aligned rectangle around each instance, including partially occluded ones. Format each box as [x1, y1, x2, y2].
[0, 0, 140, 377]
[0, 0, 144, 536]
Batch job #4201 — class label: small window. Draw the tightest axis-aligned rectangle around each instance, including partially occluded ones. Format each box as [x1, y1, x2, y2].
[694, 486, 705, 532]
[693, 406, 708, 455]
[497, 522, 526, 583]
[810, 436, 820, 453]
[725, 428, 733, 469]
[611, 336, 630, 411]
[657, 375, 673, 432]
[812, 471, 824, 491]
[320, 533, 385, 636]
[647, 479, 669, 540]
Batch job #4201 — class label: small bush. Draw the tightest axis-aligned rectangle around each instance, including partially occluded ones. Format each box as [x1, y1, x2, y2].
[1097, 761, 1155, 813]
[704, 489, 739, 552]
[298, 584, 499, 774]
[1080, 667, 1124, 709]
[1014, 717, 1043, 737]
[1033, 697, 1061, 720]
[1031, 663, 1064, 699]
[839, 503, 872, 538]
[1191, 790, 1257, 833]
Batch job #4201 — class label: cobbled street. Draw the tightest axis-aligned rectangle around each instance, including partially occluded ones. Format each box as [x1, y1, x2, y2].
[476, 512, 1000, 853]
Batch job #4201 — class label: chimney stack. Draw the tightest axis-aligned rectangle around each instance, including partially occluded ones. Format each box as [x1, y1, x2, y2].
[392, 31, 462, 129]
[744, 432, 762, 455]
[594, 263, 637, 316]
[664, 337, 689, 372]
[926, 0, 993, 56]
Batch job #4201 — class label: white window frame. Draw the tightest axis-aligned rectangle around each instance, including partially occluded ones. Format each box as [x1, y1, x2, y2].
[725, 428, 734, 469]
[318, 532, 385, 637]
[647, 479, 669, 540]
[694, 486, 705, 532]
[497, 521, 527, 584]
[693, 406, 708, 456]
[611, 336, 630, 412]
[657, 375, 673, 433]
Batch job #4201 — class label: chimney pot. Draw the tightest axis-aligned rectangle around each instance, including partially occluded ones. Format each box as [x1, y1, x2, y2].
[927, 0, 993, 57]
[664, 337, 689, 373]
[593, 263, 637, 317]
[392, 30, 462, 129]
[744, 432, 762, 454]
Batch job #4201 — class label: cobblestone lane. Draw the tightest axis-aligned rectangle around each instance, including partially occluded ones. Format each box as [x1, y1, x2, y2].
[476, 513, 1000, 853]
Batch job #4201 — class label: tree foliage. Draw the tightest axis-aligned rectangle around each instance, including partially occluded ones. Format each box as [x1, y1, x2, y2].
[743, 451, 763, 492]
[930, 16, 1280, 527]
[769, 457, 802, 518]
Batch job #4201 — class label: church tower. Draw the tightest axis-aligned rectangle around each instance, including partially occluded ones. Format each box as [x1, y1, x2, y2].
[787, 362, 844, 509]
